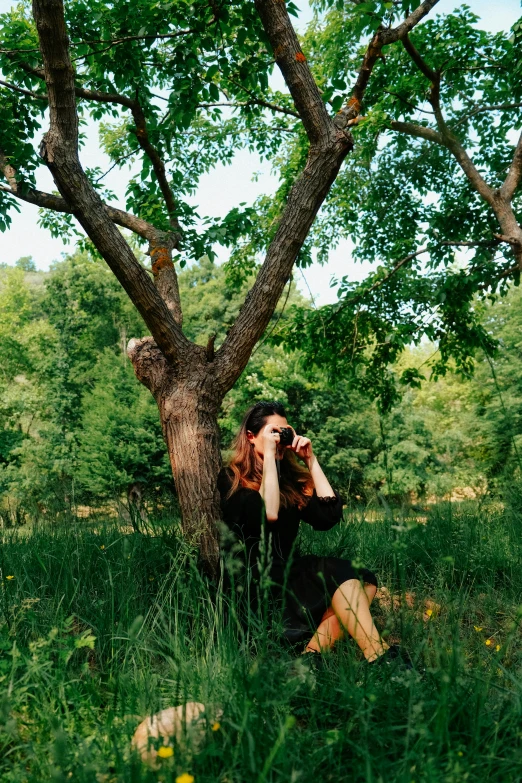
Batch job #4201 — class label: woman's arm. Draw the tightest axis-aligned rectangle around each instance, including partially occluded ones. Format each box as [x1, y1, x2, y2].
[292, 434, 335, 498]
[306, 454, 335, 498]
[292, 431, 342, 530]
[259, 424, 281, 522]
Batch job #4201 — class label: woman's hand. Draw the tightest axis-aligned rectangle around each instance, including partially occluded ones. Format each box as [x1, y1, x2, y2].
[259, 424, 281, 521]
[260, 423, 281, 457]
[292, 433, 335, 497]
[291, 433, 314, 466]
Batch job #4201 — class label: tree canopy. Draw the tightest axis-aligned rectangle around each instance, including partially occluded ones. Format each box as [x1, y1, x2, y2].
[1, 1, 520, 391]
[280, 3, 522, 404]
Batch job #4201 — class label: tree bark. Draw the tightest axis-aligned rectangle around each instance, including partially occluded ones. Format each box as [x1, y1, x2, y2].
[128, 337, 223, 574]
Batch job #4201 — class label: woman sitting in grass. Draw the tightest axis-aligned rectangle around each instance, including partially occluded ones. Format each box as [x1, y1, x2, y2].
[218, 400, 409, 666]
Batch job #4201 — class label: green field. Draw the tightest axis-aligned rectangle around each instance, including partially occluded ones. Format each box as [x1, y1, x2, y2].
[2, 496, 522, 783]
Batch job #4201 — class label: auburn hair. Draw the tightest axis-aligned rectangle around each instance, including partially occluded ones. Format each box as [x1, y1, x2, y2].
[227, 401, 314, 510]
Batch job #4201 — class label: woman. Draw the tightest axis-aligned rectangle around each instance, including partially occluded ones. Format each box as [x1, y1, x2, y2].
[218, 401, 405, 665]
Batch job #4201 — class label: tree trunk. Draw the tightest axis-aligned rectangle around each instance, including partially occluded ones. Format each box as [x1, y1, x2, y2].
[128, 337, 223, 574]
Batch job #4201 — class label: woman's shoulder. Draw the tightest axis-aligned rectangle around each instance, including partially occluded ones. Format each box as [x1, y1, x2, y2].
[218, 466, 261, 502]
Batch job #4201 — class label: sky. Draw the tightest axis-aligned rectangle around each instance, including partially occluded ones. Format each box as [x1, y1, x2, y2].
[0, 0, 520, 304]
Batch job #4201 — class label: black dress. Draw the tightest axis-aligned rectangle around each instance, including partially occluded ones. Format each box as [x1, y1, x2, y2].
[217, 468, 378, 644]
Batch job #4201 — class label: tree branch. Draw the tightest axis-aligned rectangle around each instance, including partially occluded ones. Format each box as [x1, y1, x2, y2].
[401, 35, 497, 209]
[389, 119, 445, 145]
[214, 133, 352, 391]
[70, 29, 198, 60]
[0, 78, 47, 101]
[1, 156, 183, 323]
[433, 103, 496, 209]
[130, 99, 181, 231]
[8, 56, 180, 226]
[1, 29, 197, 57]
[440, 239, 500, 248]
[147, 239, 183, 325]
[501, 130, 522, 202]
[8, 51, 184, 308]
[31, 0, 189, 363]
[7, 53, 136, 107]
[74, 85, 135, 108]
[333, 247, 430, 318]
[402, 33, 437, 82]
[0, 151, 166, 242]
[383, 88, 434, 115]
[214, 0, 441, 392]
[224, 77, 301, 119]
[478, 263, 520, 290]
[381, 1, 442, 44]
[197, 98, 299, 118]
[334, 0, 441, 129]
[453, 102, 522, 127]
[5, 57, 45, 79]
[254, 0, 333, 146]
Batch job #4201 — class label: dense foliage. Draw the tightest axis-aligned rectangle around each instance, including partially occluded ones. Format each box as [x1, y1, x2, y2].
[1, 254, 520, 521]
[273, 4, 522, 403]
[0, 0, 284, 262]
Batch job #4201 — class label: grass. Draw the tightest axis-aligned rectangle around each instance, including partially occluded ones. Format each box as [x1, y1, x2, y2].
[1, 496, 522, 783]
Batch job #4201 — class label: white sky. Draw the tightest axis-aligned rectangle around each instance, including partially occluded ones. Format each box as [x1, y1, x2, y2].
[0, 0, 520, 304]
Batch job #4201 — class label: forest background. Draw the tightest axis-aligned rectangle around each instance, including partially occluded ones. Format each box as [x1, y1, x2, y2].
[1, 248, 520, 524]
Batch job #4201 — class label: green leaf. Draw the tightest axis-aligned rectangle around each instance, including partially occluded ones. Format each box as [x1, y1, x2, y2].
[331, 94, 344, 112]
[205, 64, 219, 81]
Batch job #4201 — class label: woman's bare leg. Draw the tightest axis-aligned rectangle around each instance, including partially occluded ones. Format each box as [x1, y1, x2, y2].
[304, 608, 342, 650]
[305, 579, 387, 661]
[301, 582, 378, 653]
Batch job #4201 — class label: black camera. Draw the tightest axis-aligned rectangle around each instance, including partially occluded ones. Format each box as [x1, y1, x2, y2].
[277, 426, 294, 446]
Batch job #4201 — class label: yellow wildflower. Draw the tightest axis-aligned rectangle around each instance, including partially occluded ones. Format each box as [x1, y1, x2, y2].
[425, 609, 433, 617]
[211, 721, 221, 731]
[496, 645, 501, 652]
[157, 746, 174, 759]
[473, 626, 483, 632]
[485, 639, 492, 646]
[100, 545, 105, 550]
[6, 575, 14, 580]
[175, 774, 195, 783]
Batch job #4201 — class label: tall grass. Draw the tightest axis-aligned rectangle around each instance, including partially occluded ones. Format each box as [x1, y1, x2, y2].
[1, 495, 522, 782]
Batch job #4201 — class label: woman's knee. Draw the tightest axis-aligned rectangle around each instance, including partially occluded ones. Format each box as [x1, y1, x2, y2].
[332, 578, 365, 607]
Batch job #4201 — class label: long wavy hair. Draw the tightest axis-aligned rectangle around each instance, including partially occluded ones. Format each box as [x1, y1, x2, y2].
[227, 401, 314, 509]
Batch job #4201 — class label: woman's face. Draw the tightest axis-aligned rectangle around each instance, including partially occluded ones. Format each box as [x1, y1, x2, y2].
[247, 414, 291, 461]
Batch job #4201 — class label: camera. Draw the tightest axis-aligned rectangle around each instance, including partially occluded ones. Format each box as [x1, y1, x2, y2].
[276, 427, 294, 446]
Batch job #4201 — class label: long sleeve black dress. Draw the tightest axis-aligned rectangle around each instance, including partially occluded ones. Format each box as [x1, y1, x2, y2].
[218, 467, 378, 644]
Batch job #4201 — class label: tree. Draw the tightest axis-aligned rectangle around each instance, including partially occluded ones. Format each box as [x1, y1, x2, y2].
[0, 0, 440, 570]
[280, 5, 522, 404]
[15, 255, 37, 271]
